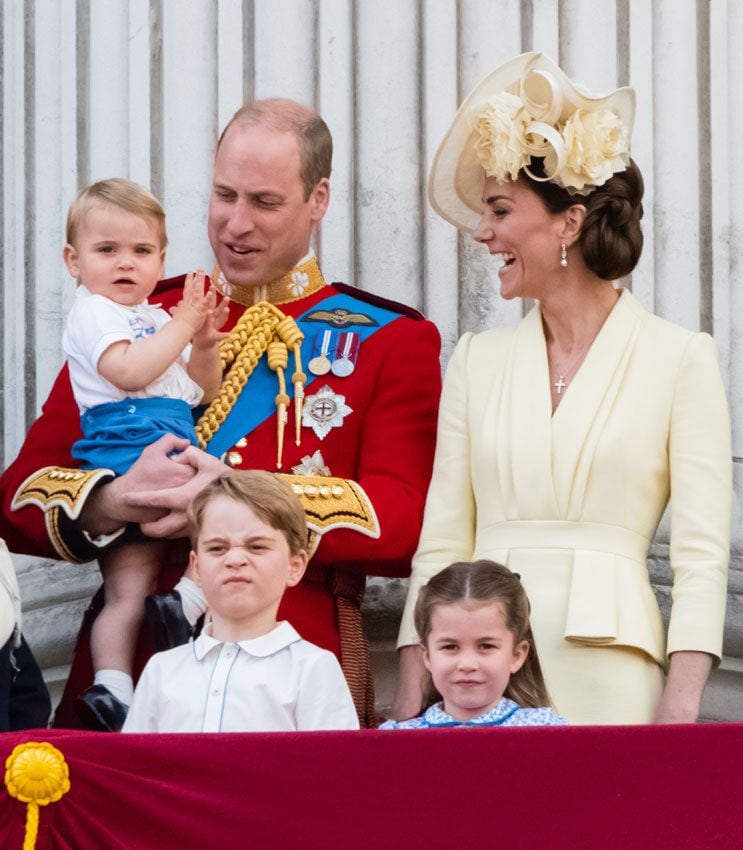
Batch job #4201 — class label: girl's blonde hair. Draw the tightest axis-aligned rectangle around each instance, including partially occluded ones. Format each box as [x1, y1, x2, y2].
[414, 560, 552, 709]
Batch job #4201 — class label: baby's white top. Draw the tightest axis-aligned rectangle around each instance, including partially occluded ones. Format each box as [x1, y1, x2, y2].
[63, 287, 203, 413]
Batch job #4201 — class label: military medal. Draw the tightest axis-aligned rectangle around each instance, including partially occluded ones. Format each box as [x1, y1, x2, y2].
[330, 332, 358, 377]
[309, 330, 333, 376]
[302, 385, 353, 440]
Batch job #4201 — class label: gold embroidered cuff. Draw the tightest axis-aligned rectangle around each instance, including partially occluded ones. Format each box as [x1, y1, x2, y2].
[11, 467, 118, 563]
[278, 474, 380, 540]
[11, 466, 115, 520]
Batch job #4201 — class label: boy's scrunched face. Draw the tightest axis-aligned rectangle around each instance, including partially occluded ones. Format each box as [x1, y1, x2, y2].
[63, 205, 165, 306]
[190, 495, 307, 639]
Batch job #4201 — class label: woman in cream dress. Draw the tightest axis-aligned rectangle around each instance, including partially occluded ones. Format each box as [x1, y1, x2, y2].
[394, 53, 731, 725]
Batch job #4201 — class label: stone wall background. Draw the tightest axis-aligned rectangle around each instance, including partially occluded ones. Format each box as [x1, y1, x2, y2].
[2, 0, 742, 719]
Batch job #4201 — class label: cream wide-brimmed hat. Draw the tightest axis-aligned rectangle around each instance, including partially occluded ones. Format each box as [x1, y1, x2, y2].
[428, 52, 636, 233]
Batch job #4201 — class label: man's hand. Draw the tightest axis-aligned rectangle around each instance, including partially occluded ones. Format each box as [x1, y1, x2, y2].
[123, 445, 228, 538]
[81, 435, 197, 536]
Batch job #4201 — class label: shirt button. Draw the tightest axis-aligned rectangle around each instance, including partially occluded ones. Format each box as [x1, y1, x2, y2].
[212, 689, 220, 696]
[224, 649, 233, 658]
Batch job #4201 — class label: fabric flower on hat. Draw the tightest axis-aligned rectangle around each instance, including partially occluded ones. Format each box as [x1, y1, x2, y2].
[554, 107, 630, 192]
[471, 92, 531, 183]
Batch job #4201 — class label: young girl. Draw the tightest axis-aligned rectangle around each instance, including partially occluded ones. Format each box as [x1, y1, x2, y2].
[382, 561, 567, 728]
[62, 178, 228, 731]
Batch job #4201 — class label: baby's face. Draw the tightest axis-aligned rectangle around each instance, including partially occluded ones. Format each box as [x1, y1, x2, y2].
[63, 204, 165, 307]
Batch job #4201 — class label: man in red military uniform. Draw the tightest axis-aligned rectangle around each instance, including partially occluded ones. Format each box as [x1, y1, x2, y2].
[0, 99, 441, 728]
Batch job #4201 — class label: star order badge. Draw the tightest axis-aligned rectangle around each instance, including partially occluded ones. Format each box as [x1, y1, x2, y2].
[302, 385, 353, 440]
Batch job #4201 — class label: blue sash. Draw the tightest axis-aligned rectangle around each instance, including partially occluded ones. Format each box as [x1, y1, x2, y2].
[205, 293, 403, 458]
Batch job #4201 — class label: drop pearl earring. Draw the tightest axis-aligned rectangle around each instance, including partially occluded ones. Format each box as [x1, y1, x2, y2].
[560, 243, 568, 268]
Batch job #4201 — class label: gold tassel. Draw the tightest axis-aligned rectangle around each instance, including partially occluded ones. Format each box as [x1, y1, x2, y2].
[267, 341, 290, 469]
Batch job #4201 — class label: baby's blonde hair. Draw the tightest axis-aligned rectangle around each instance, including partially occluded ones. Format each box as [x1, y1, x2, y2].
[66, 178, 167, 248]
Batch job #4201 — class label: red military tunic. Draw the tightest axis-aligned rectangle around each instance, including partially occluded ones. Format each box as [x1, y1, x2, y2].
[0, 257, 441, 726]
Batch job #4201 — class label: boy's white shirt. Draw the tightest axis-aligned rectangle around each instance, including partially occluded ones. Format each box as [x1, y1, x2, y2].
[122, 620, 359, 733]
[63, 287, 203, 413]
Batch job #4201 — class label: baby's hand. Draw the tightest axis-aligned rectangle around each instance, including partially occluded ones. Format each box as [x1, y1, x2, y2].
[170, 269, 211, 332]
[193, 292, 230, 350]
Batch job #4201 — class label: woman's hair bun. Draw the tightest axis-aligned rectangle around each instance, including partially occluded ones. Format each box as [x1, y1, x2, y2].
[522, 158, 645, 281]
[580, 161, 644, 280]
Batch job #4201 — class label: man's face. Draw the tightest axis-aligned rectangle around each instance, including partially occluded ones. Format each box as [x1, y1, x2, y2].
[207, 122, 329, 288]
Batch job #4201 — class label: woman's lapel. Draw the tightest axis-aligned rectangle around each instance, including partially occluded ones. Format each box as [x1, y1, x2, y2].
[501, 305, 560, 519]
[550, 289, 646, 517]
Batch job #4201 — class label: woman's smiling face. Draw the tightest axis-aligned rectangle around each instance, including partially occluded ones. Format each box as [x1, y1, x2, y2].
[473, 177, 569, 301]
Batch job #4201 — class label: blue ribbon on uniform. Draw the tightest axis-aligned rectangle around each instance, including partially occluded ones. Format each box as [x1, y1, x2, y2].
[204, 293, 402, 458]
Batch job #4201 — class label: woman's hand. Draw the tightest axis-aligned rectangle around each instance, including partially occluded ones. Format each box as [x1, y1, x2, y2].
[654, 650, 713, 723]
[391, 644, 427, 720]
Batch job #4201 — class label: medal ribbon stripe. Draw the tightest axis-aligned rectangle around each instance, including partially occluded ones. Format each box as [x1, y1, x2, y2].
[204, 293, 403, 458]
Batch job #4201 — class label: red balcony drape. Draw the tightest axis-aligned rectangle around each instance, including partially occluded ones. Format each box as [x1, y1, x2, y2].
[2, 724, 742, 849]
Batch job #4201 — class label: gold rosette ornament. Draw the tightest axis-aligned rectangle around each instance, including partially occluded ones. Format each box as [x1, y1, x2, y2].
[4, 741, 71, 850]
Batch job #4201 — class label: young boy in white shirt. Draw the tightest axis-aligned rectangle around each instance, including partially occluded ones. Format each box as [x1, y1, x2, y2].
[122, 470, 359, 732]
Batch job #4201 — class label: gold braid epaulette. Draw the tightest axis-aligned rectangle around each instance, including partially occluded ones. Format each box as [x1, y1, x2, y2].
[277, 474, 380, 551]
[194, 302, 306, 464]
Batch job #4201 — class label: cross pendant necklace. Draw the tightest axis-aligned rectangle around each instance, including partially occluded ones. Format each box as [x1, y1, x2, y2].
[550, 342, 592, 398]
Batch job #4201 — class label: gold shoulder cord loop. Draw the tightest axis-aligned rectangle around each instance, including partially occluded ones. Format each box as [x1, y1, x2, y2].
[194, 302, 306, 468]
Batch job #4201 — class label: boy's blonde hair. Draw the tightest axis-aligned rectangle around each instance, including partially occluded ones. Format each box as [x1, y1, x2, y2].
[66, 178, 167, 248]
[188, 471, 308, 555]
